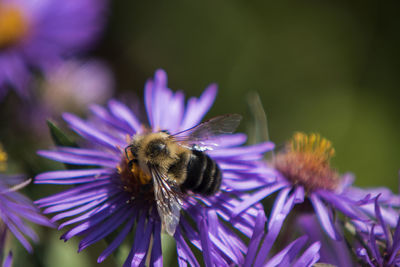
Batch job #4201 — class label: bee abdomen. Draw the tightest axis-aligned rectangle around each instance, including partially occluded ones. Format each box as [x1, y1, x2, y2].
[182, 150, 221, 196]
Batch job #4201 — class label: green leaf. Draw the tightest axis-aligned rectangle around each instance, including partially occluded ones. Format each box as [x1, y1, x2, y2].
[47, 120, 77, 148]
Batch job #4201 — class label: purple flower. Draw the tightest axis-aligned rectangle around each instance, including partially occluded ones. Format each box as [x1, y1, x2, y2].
[344, 178, 400, 230]
[297, 214, 353, 267]
[244, 211, 321, 267]
[0, 0, 107, 99]
[0, 145, 53, 257]
[356, 196, 400, 266]
[2, 251, 12, 267]
[22, 59, 115, 140]
[40, 59, 115, 114]
[0, 174, 53, 253]
[35, 69, 271, 266]
[233, 132, 370, 242]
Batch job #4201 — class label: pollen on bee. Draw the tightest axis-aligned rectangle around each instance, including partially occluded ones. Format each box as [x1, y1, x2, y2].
[273, 132, 339, 192]
[118, 149, 154, 202]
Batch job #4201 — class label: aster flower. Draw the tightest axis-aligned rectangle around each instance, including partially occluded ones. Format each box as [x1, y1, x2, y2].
[356, 196, 400, 266]
[21, 59, 114, 141]
[34, 69, 271, 266]
[0, 145, 53, 266]
[40, 59, 114, 114]
[297, 214, 353, 267]
[243, 211, 321, 267]
[344, 178, 400, 231]
[233, 132, 370, 243]
[0, 0, 107, 99]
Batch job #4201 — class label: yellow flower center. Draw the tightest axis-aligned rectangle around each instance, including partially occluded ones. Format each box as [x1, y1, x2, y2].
[0, 144, 8, 172]
[273, 132, 339, 191]
[0, 5, 28, 49]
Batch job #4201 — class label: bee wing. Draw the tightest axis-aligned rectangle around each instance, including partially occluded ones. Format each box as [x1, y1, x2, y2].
[149, 165, 183, 236]
[172, 114, 242, 145]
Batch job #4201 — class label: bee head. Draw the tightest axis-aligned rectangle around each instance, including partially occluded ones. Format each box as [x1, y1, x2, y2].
[147, 139, 169, 158]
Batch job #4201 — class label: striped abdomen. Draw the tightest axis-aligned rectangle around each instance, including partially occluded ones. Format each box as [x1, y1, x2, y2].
[181, 150, 222, 195]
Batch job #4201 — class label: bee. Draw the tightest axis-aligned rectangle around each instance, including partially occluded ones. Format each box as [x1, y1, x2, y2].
[125, 114, 242, 236]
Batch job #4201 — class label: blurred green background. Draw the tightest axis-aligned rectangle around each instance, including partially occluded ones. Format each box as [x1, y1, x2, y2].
[4, 0, 400, 266]
[98, 0, 400, 190]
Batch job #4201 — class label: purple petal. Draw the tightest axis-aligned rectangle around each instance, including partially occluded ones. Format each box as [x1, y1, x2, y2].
[389, 217, 400, 263]
[108, 100, 142, 134]
[144, 79, 154, 128]
[164, 91, 185, 133]
[130, 215, 154, 266]
[36, 169, 112, 181]
[244, 211, 267, 267]
[37, 150, 117, 168]
[90, 104, 133, 134]
[310, 193, 341, 241]
[50, 195, 109, 221]
[63, 113, 124, 151]
[264, 236, 307, 267]
[369, 225, 383, 266]
[61, 203, 127, 240]
[317, 190, 365, 220]
[59, 194, 127, 229]
[43, 188, 118, 213]
[98, 215, 136, 263]
[268, 187, 291, 230]
[78, 206, 132, 252]
[233, 182, 288, 216]
[180, 84, 217, 130]
[374, 196, 390, 248]
[2, 217, 32, 252]
[199, 214, 212, 267]
[35, 180, 111, 205]
[356, 248, 374, 267]
[3, 251, 12, 267]
[292, 242, 321, 267]
[209, 142, 274, 158]
[175, 228, 200, 267]
[150, 221, 163, 267]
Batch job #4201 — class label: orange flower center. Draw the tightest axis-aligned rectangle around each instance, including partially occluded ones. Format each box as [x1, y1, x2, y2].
[0, 5, 28, 49]
[273, 132, 339, 191]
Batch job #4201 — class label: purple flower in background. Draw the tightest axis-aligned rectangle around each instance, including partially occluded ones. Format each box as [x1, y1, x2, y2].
[35, 70, 270, 266]
[40, 59, 114, 114]
[0, 176, 48, 252]
[233, 132, 370, 243]
[243, 211, 321, 267]
[297, 214, 353, 267]
[0, 0, 107, 99]
[0, 146, 53, 256]
[356, 196, 400, 267]
[23, 59, 114, 140]
[344, 179, 400, 231]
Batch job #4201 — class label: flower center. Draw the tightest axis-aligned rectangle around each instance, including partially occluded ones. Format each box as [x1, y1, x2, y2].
[117, 150, 154, 204]
[0, 5, 28, 50]
[273, 132, 339, 191]
[0, 144, 7, 172]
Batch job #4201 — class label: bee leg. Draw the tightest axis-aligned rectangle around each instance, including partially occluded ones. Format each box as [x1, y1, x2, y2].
[125, 145, 134, 160]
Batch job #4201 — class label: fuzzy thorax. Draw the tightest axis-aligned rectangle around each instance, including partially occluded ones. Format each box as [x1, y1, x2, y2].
[273, 132, 339, 192]
[0, 4, 28, 49]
